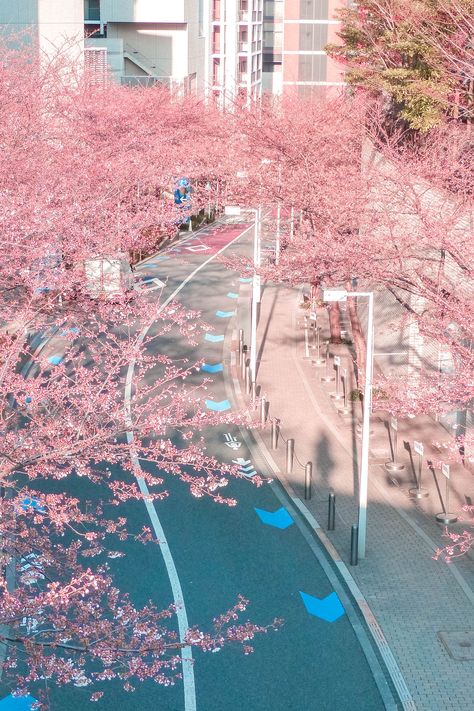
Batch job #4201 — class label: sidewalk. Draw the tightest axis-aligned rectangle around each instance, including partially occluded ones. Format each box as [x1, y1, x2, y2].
[236, 283, 474, 711]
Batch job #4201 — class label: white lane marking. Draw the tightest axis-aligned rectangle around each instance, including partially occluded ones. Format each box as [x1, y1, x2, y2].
[124, 222, 253, 711]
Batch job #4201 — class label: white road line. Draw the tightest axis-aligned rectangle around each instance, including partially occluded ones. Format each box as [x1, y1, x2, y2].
[124, 223, 252, 711]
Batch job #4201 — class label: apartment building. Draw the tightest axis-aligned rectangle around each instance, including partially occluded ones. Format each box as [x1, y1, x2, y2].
[210, 0, 263, 106]
[0, 0, 84, 58]
[262, 0, 345, 97]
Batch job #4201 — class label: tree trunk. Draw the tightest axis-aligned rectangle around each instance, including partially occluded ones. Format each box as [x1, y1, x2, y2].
[328, 302, 342, 344]
[346, 292, 366, 386]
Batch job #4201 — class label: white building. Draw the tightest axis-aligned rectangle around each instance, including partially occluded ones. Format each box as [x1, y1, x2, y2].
[0, 0, 84, 59]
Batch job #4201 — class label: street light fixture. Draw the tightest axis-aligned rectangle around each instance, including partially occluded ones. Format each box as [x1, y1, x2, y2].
[224, 205, 261, 397]
[323, 288, 374, 559]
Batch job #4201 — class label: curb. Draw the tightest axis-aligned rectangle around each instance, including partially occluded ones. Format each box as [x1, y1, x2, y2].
[223, 326, 415, 711]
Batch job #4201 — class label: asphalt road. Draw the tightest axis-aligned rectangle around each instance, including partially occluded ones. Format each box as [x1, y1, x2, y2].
[5, 220, 395, 711]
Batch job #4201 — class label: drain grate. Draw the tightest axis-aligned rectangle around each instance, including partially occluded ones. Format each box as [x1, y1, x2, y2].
[438, 630, 474, 660]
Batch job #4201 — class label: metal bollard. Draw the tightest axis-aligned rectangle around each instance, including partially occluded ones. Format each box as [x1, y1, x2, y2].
[271, 419, 279, 449]
[304, 462, 312, 500]
[327, 493, 335, 530]
[245, 362, 251, 393]
[350, 524, 359, 566]
[238, 329, 244, 365]
[260, 397, 267, 428]
[251, 380, 257, 403]
[241, 346, 247, 379]
[286, 438, 295, 475]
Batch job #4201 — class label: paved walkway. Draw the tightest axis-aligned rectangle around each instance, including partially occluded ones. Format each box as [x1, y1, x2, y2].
[235, 283, 474, 711]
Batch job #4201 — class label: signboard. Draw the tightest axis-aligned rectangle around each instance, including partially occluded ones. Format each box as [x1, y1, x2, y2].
[224, 205, 242, 216]
[310, 311, 317, 321]
[341, 367, 347, 379]
[413, 441, 424, 456]
[390, 417, 398, 431]
[333, 355, 341, 367]
[441, 463, 450, 479]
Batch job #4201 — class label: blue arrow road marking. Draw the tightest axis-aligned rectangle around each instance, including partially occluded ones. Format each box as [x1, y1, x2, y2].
[0, 695, 38, 710]
[205, 399, 231, 412]
[254, 507, 294, 529]
[215, 310, 235, 318]
[299, 591, 345, 622]
[227, 292, 238, 299]
[48, 354, 63, 365]
[204, 333, 225, 343]
[60, 327, 80, 336]
[201, 363, 223, 373]
[239, 277, 253, 283]
[21, 497, 45, 513]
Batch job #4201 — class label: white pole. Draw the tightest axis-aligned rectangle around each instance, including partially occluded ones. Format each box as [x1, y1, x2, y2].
[358, 292, 374, 559]
[276, 203, 281, 265]
[256, 206, 261, 303]
[250, 210, 259, 389]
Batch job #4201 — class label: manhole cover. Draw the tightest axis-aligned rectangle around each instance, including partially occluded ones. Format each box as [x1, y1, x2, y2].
[438, 631, 474, 660]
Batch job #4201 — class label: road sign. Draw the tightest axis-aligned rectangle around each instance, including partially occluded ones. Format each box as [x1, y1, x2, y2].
[441, 463, 450, 479]
[334, 355, 341, 366]
[390, 417, 398, 431]
[309, 311, 317, 321]
[413, 441, 424, 456]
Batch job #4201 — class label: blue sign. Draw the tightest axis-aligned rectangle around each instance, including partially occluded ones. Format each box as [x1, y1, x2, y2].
[215, 310, 235, 318]
[299, 591, 345, 622]
[254, 507, 294, 529]
[201, 363, 223, 373]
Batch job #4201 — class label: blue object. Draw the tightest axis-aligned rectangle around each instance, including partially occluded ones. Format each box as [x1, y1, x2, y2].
[215, 310, 235, 318]
[205, 399, 231, 412]
[239, 277, 253, 283]
[25, 397, 32, 404]
[299, 591, 345, 622]
[254, 507, 294, 529]
[48, 354, 63, 365]
[60, 327, 79, 336]
[201, 363, 223, 373]
[178, 178, 190, 187]
[0, 694, 37, 710]
[227, 292, 238, 299]
[21, 497, 45, 513]
[204, 333, 224, 342]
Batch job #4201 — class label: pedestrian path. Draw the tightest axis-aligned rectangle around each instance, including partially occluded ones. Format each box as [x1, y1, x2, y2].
[235, 283, 474, 711]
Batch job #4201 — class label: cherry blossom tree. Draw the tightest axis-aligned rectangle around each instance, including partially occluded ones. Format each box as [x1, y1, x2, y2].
[0, 43, 278, 705]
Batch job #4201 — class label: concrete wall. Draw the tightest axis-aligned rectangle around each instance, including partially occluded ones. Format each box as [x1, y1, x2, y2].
[0, 0, 84, 58]
[101, 0, 186, 23]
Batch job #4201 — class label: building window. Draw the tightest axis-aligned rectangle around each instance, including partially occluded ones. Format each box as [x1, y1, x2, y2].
[298, 55, 328, 82]
[299, 23, 328, 51]
[300, 0, 329, 21]
[84, 0, 100, 22]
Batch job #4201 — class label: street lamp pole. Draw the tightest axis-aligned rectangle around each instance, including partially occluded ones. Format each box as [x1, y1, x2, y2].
[224, 205, 260, 395]
[323, 289, 374, 559]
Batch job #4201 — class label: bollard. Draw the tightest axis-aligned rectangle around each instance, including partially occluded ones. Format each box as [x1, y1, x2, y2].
[241, 346, 247, 379]
[271, 419, 279, 450]
[304, 462, 312, 500]
[409, 441, 429, 498]
[260, 396, 266, 427]
[436, 463, 458, 524]
[286, 438, 295, 475]
[251, 380, 257, 404]
[320, 343, 334, 383]
[331, 356, 344, 401]
[327, 493, 335, 530]
[338, 369, 351, 416]
[312, 326, 326, 366]
[238, 329, 244, 365]
[245, 362, 251, 393]
[385, 417, 405, 472]
[350, 524, 359, 566]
